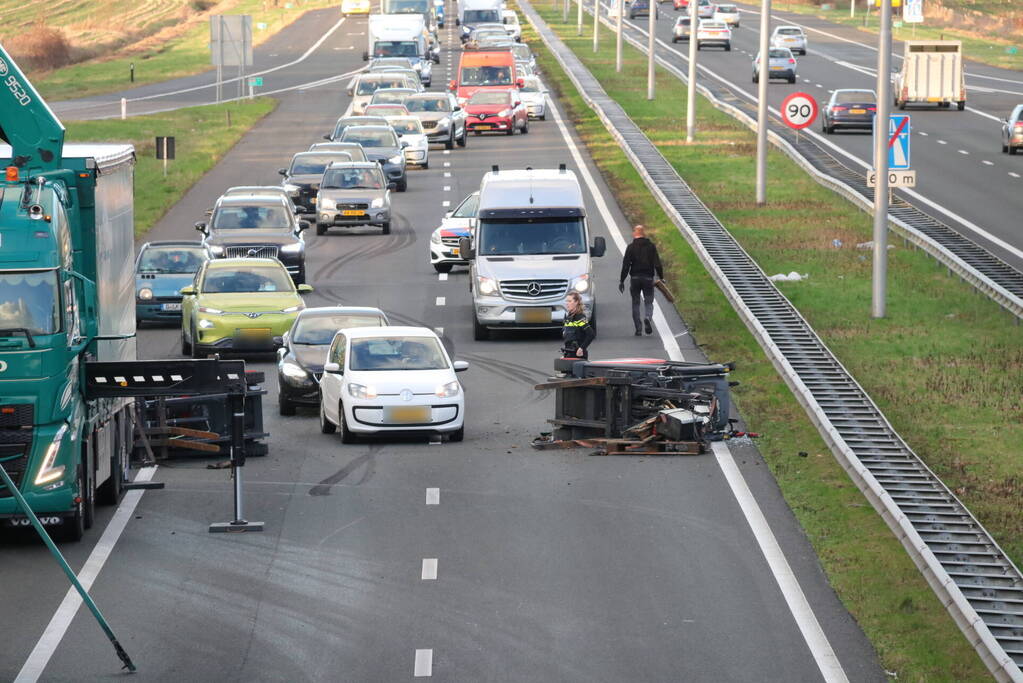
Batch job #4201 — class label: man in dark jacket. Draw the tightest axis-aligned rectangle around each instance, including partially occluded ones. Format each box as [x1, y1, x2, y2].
[619, 225, 664, 336]
[562, 291, 596, 359]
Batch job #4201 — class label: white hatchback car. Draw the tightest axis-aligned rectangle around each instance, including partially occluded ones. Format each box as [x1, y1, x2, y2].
[388, 116, 430, 169]
[771, 25, 807, 55]
[319, 326, 468, 442]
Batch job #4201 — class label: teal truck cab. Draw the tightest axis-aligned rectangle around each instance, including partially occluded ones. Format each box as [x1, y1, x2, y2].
[0, 45, 137, 540]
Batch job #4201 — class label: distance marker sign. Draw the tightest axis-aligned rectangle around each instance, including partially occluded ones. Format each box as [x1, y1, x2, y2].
[780, 92, 818, 130]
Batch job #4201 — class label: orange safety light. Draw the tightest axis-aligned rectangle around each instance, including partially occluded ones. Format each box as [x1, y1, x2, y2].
[5, 166, 19, 181]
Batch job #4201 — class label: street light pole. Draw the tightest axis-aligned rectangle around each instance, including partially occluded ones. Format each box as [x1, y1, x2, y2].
[647, 0, 656, 98]
[685, 0, 697, 142]
[872, 0, 893, 318]
[594, 0, 600, 51]
[578, 0, 584, 35]
[755, 0, 771, 205]
[616, 0, 624, 71]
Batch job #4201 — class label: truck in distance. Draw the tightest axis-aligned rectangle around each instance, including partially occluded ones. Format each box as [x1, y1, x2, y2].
[894, 40, 966, 111]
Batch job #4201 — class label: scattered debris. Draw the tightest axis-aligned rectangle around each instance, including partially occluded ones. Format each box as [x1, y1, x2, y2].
[769, 271, 809, 282]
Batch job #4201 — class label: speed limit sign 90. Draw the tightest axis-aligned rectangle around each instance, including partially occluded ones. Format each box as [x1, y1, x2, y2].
[780, 92, 818, 130]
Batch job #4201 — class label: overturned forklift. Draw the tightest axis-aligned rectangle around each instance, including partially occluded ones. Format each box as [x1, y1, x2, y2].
[532, 357, 738, 456]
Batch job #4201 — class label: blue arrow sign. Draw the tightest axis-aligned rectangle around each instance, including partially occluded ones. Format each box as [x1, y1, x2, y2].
[886, 114, 911, 170]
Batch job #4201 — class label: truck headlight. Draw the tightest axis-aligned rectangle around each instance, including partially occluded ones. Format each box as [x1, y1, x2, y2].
[280, 242, 304, 254]
[283, 183, 301, 196]
[34, 425, 68, 486]
[371, 197, 385, 208]
[348, 383, 377, 399]
[280, 361, 312, 384]
[435, 380, 460, 398]
[318, 197, 336, 210]
[572, 274, 590, 292]
[388, 154, 403, 165]
[477, 276, 498, 295]
[138, 287, 154, 300]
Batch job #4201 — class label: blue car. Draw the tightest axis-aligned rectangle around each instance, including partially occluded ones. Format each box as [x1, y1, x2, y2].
[135, 240, 210, 324]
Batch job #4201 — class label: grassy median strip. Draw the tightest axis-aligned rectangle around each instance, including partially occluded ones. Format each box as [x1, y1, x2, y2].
[524, 5, 1018, 679]
[65, 98, 277, 236]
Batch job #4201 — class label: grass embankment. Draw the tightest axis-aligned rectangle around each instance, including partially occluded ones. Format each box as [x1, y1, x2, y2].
[745, 0, 1023, 71]
[65, 98, 277, 236]
[525, 5, 1021, 680]
[21, 0, 338, 101]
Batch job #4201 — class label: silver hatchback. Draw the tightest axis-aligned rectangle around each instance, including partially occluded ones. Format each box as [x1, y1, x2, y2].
[753, 48, 797, 84]
[315, 162, 393, 235]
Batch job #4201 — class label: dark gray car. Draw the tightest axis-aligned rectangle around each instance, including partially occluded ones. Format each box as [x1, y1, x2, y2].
[339, 125, 409, 192]
[308, 141, 369, 161]
[278, 152, 356, 213]
[315, 162, 393, 235]
[327, 115, 390, 142]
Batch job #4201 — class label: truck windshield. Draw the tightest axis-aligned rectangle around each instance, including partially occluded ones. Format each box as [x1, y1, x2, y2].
[385, 0, 429, 12]
[478, 218, 586, 256]
[464, 9, 501, 23]
[460, 65, 513, 86]
[375, 41, 420, 58]
[0, 270, 61, 336]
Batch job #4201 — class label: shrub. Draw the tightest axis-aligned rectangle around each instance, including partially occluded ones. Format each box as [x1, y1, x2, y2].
[6, 23, 72, 72]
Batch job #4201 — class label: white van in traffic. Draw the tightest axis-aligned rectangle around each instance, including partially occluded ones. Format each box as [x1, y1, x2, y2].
[459, 165, 606, 340]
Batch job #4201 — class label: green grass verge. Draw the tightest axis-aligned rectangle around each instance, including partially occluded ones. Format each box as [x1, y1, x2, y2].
[64, 98, 277, 236]
[745, 0, 1023, 71]
[29, 0, 339, 101]
[524, 5, 1014, 680]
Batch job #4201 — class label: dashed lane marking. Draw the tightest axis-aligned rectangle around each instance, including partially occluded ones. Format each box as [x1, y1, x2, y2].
[439, 273, 449, 281]
[436, 296, 446, 306]
[422, 558, 438, 580]
[414, 649, 433, 677]
[442, 200, 451, 207]
[426, 488, 440, 505]
[982, 160, 994, 166]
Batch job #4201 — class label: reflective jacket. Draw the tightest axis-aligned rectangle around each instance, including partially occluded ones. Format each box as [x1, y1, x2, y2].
[562, 310, 595, 351]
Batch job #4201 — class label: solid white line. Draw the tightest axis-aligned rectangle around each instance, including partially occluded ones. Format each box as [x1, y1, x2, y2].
[421, 558, 438, 580]
[438, 273, 449, 281]
[435, 296, 446, 306]
[414, 649, 433, 677]
[711, 443, 848, 682]
[426, 488, 440, 505]
[443, 162, 451, 167]
[16, 466, 158, 683]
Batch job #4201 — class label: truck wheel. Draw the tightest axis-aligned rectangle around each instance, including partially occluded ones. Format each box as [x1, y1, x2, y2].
[957, 101, 965, 111]
[445, 131, 455, 150]
[279, 391, 296, 416]
[340, 407, 358, 444]
[80, 456, 95, 531]
[61, 472, 85, 542]
[448, 426, 464, 442]
[319, 401, 336, 434]
[433, 263, 453, 273]
[473, 314, 490, 341]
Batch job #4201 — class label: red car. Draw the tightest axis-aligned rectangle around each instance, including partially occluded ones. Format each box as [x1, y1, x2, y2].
[463, 89, 529, 136]
[673, 0, 689, 10]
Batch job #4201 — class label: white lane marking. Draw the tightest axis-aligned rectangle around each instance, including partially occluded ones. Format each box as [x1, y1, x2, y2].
[443, 185, 451, 191]
[547, 97, 685, 362]
[439, 272, 449, 281]
[936, 140, 947, 145]
[1011, 172, 1022, 179]
[982, 160, 994, 166]
[444, 171, 451, 177]
[414, 649, 433, 677]
[16, 467, 158, 683]
[711, 443, 849, 683]
[436, 296, 446, 306]
[958, 149, 969, 155]
[443, 150, 451, 155]
[426, 488, 440, 504]
[421, 558, 438, 580]
[442, 200, 451, 207]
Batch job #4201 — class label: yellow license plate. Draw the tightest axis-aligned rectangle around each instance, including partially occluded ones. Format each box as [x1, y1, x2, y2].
[311, 197, 317, 203]
[386, 406, 430, 423]
[476, 124, 492, 130]
[927, 97, 942, 102]
[516, 308, 552, 323]
[239, 327, 271, 337]
[770, 66, 784, 70]
[850, 108, 866, 114]
[342, 210, 365, 216]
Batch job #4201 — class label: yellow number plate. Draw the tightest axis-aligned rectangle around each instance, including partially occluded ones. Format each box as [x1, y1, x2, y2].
[476, 124, 492, 130]
[451, 247, 460, 256]
[239, 327, 271, 337]
[516, 308, 552, 323]
[850, 108, 866, 114]
[342, 210, 365, 216]
[386, 406, 430, 423]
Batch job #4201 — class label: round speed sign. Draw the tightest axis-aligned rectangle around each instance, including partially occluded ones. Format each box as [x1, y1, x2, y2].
[780, 92, 818, 130]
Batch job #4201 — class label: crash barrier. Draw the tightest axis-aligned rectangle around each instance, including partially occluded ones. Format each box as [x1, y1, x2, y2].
[571, 0, 1023, 323]
[520, 2, 1023, 678]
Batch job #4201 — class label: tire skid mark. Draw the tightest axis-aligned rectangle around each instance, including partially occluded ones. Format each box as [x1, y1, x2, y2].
[308, 444, 383, 496]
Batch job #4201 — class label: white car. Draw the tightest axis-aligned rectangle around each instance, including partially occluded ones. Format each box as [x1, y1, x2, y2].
[388, 116, 430, 169]
[696, 20, 731, 50]
[319, 326, 468, 442]
[519, 76, 548, 120]
[430, 191, 479, 272]
[771, 25, 807, 55]
[713, 3, 739, 26]
[502, 9, 522, 42]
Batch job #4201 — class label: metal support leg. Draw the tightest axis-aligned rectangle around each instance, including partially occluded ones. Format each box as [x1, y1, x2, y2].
[209, 392, 263, 533]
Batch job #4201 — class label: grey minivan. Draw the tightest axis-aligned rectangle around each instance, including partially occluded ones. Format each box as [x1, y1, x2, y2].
[315, 162, 393, 235]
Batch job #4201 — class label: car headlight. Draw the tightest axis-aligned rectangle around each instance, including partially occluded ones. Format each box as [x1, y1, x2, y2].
[34, 425, 68, 486]
[388, 154, 404, 165]
[198, 306, 223, 314]
[208, 244, 225, 256]
[318, 197, 336, 210]
[198, 319, 216, 329]
[283, 183, 301, 196]
[437, 116, 451, 128]
[572, 274, 590, 292]
[435, 380, 460, 398]
[431, 230, 442, 244]
[348, 382, 377, 399]
[281, 303, 305, 313]
[371, 197, 385, 208]
[477, 276, 498, 295]
[280, 361, 313, 384]
[280, 241, 304, 254]
[138, 287, 154, 300]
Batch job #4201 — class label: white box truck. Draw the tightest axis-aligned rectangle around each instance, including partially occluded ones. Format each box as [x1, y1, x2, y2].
[365, 14, 436, 85]
[459, 0, 503, 39]
[459, 166, 606, 341]
[893, 40, 966, 111]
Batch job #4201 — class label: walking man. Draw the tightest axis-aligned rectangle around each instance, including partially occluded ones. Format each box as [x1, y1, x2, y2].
[562, 291, 596, 359]
[619, 225, 663, 336]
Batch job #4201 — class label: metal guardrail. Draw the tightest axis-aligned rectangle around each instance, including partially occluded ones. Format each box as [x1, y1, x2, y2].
[519, 2, 1023, 679]
[573, 0, 1023, 323]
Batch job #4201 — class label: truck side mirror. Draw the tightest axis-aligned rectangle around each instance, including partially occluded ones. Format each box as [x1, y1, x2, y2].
[458, 236, 475, 260]
[70, 272, 99, 340]
[590, 236, 606, 257]
[194, 221, 207, 233]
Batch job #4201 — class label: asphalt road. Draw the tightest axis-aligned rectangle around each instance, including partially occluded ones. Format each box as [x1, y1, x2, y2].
[2, 8, 883, 682]
[599, 0, 1023, 272]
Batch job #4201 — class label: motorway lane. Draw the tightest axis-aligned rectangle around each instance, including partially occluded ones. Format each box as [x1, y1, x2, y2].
[605, 2, 1023, 271]
[3, 15, 881, 683]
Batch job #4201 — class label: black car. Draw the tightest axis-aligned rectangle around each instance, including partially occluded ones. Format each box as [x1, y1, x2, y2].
[279, 152, 358, 213]
[276, 306, 390, 414]
[339, 125, 409, 192]
[629, 0, 659, 19]
[326, 115, 390, 142]
[196, 196, 310, 283]
[822, 89, 877, 135]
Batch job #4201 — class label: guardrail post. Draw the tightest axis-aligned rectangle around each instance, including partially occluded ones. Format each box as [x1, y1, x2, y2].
[120, 97, 126, 120]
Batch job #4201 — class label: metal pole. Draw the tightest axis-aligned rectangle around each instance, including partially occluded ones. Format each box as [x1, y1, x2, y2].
[685, 0, 698, 141]
[755, 0, 771, 205]
[593, 0, 600, 52]
[564, 0, 569, 23]
[120, 97, 126, 120]
[616, 0, 623, 72]
[578, 0, 584, 35]
[647, 0, 656, 99]
[162, 138, 168, 178]
[850, 0, 855, 18]
[872, 0, 893, 318]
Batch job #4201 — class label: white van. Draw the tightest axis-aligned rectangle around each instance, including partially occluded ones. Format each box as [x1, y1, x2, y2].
[459, 166, 606, 340]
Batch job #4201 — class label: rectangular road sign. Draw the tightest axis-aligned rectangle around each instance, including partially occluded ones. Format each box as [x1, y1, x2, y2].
[904, 0, 923, 23]
[249, 77, 263, 87]
[877, 114, 911, 170]
[867, 169, 916, 188]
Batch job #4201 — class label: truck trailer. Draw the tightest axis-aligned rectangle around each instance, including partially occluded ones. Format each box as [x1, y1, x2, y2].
[365, 14, 435, 86]
[893, 40, 966, 111]
[0, 45, 137, 540]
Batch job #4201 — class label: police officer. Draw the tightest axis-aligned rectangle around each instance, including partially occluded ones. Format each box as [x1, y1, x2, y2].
[619, 224, 664, 336]
[562, 291, 596, 359]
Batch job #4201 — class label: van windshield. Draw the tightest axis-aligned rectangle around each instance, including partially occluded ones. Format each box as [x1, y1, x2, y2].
[460, 65, 513, 86]
[464, 9, 501, 23]
[478, 218, 586, 256]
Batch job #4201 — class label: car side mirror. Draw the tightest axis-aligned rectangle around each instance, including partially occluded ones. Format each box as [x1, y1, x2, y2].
[458, 237, 475, 260]
[324, 362, 341, 373]
[590, 236, 607, 257]
[297, 284, 314, 294]
[323, 134, 332, 141]
[453, 360, 469, 372]
[513, 101, 521, 107]
[298, 220, 310, 231]
[180, 285, 196, 295]
[516, 78, 524, 88]
[194, 221, 207, 233]
[281, 331, 289, 346]
[278, 168, 287, 176]
[295, 206, 309, 214]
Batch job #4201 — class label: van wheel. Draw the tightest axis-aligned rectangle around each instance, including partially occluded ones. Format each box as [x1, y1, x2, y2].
[319, 401, 336, 434]
[473, 314, 490, 341]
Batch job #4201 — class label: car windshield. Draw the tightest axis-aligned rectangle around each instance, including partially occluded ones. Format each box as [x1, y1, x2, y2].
[469, 91, 510, 105]
[768, 49, 791, 59]
[341, 129, 398, 148]
[202, 267, 294, 293]
[460, 65, 513, 86]
[475, 29, 506, 39]
[478, 218, 587, 255]
[321, 168, 384, 189]
[293, 314, 385, 344]
[0, 270, 60, 336]
[464, 9, 501, 23]
[349, 336, 448, 371]
[357, 78, 405, 95]
[372, 91, 411, 104]
[374, 41, 419, 58]
[717, 5, 736, 11]
[213, 206, 292, 230]
[834, 90, 876, 104]
[139, 246, 206, 273]
[391, 119, 423, 135]
[519, 79, 541, 93]
[778, 27, 802, 35]
[453, 194, 479, 217]
[290, 156, 338, 175]
[406, 96, 450, 112]
[334, 119, 387, 137]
